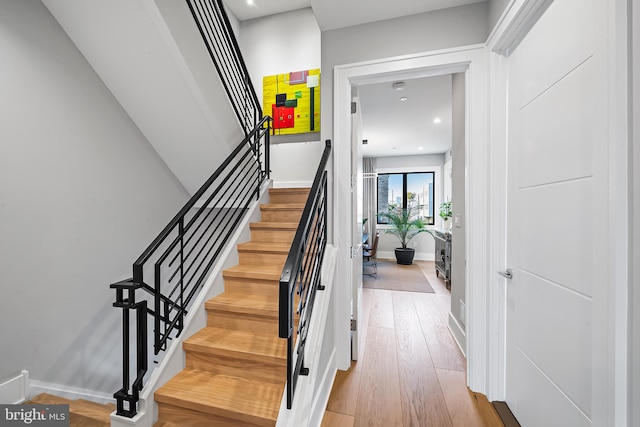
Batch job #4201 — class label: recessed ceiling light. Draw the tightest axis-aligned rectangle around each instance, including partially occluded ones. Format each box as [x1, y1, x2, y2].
[247, 0, 254, 5]
[392, 82, 406, 91]
[433, 117, 442, 124]
[418, 147, 423, 150]
[400, 97, 408, 101]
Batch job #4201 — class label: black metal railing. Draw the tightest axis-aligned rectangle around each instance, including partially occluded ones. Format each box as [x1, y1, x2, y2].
[186, 0, 262, 136]
[111, 118, 271, 417]
[279, 140, 331, 409]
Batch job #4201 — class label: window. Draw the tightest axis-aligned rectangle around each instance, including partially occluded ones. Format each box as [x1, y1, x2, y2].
[377, 172, 435, 225]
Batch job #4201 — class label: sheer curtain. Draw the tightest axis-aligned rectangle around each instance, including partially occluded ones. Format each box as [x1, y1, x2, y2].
[362, 157, 377, 244]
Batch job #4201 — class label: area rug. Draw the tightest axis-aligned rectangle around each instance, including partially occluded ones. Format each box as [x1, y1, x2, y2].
[363, 260, 435, 293]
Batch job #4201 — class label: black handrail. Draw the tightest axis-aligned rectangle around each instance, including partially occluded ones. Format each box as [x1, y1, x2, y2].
[111, 119, 270, 417]
[186, 0, 262, 136]
[279, 140, 331, 409]
[111, 0, 269, 417]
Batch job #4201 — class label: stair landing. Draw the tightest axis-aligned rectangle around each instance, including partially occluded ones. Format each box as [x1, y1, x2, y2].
[27, 393, 114, 427]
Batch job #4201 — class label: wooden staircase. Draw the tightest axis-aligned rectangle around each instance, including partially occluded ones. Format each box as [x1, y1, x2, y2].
[27, 393, 114, 427]
[154, 187, 309, 427]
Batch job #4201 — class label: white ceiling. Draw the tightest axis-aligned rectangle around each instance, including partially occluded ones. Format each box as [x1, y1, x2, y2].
[223, 0, 311, 22]
[358, 75, 452, 158]
[223, 0, 485, 30]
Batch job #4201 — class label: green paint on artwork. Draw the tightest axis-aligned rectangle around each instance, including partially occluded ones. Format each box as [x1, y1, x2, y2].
[295, 91, 303, 98]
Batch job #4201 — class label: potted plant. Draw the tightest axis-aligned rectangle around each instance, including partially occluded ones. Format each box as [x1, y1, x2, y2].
[439, 201, 452, 230]
[378, 205, 433, 265]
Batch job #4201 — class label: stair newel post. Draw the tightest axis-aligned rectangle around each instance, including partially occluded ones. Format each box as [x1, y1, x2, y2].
[265, 120, 271, 179]
[286, 334, 293, 409]
[256, 135, 261, 201]
[135, 299, 148, 393]
[178, 218, 185, 332]
[155, 263, 161, 354]
[121, 293, 130, 405]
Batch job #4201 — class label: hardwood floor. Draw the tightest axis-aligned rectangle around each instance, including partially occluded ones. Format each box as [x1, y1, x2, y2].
[324, 260, 503, 427]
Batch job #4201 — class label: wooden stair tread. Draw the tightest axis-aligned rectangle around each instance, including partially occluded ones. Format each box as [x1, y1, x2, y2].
[206, 292, 278, 316]
[184, 327, 286, 364]
[76, 398, 116, 412]
[223, 264, 283, 281]
[28, 393, 73, 405]
[28, 394, 113, 424]
[237, 241, 291, 253]
[250, 221, 299, 230]
[260, 203, 305, 210]
[155, 369, 282, 425]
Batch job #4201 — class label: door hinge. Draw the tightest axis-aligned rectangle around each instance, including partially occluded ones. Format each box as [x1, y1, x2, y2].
[350, 246, 357, 258]
[351, 318, 357, 331]
[351, 101, 357, 114]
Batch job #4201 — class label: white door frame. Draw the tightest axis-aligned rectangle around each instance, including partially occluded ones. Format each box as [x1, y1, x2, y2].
[333, 44, 491, 393]
[486, 0, 631, 423]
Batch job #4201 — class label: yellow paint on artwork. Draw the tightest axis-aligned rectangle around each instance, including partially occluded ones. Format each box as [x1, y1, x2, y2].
[263, 68, 320, 135]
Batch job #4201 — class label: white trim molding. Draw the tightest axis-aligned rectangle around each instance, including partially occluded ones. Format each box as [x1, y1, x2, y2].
[29, 379, 114, 406]
[448, 312, 467, 357]
[0, 370, 29, 404]
[333, 44, 490, 393]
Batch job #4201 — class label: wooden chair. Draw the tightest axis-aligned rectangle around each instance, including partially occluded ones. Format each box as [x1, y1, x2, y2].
[363, 232, 379, 278]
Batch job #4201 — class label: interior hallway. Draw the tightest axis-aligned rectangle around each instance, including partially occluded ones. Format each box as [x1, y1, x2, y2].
[323, 260, 503, 427]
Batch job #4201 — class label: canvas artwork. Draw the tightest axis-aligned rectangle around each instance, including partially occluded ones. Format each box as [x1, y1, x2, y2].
[263, 69, 320, 135]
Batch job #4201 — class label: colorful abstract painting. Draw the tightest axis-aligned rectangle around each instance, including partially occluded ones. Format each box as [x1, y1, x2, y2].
[263, 69, 320, 135]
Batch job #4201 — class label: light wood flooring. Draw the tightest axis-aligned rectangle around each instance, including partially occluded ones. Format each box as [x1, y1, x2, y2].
[27, 393, 114, 427]
[323, 260, 504, 427]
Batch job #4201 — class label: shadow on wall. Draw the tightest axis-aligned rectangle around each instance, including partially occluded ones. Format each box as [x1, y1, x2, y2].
[42, 299, 122, 397]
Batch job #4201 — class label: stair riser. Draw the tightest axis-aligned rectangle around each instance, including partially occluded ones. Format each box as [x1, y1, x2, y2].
[269, 193, 309, 204]
[260, 210, 303, 223]
[207, 311, 279, 335]
[238, 251, 288, 266]
[157, 402, 272, 427]
[185, 352, 285, 385]
[223, 278, 279, 297]
[250, 228, 296, 243]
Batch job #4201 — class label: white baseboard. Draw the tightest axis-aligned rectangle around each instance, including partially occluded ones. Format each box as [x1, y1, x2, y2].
[309, 349, 337, 427]
[272, 180, 313, 188]
[377, 251, 435, 262]
[0, 370, 29, 404]
[29, 379, 115, 405]
[448, 312, 467, 356]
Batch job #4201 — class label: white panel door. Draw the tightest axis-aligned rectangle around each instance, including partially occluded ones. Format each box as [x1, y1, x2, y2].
[505, 0, 608, 425]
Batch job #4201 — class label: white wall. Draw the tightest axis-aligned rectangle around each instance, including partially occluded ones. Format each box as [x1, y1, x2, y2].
[270, 141, 326, 187]
[239, 8, 324, 182]
[42, 0, 243, 195]
[374, 154, 445, 260]
[450, 72, 467, 341]
[632, 1, 640, 423]
[321, 3, 489, 241]
[0, 0, 188, 397]
[239, 8, 321, 109]
[488, 0, 511, 30]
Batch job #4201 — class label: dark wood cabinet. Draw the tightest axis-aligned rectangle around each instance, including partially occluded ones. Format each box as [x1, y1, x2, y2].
[434, 229, 451, 289]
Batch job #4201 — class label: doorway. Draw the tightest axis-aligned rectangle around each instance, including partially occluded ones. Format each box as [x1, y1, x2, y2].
[333, 46, 491, 393]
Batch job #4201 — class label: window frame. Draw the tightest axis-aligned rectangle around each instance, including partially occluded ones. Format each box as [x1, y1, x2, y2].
[376, 171, 436, 226]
